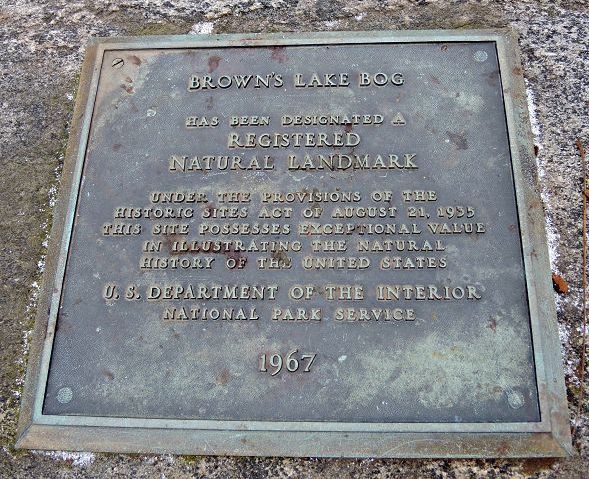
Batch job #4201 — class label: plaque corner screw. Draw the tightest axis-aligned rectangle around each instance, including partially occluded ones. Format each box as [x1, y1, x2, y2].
[57, 386, 73, 404]
[112, 58, 124, 69]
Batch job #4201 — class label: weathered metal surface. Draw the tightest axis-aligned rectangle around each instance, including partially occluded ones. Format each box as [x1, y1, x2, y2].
[16, 30, 572, 457]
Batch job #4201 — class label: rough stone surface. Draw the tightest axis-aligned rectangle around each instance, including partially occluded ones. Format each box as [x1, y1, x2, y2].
[0, 0, 588, 477]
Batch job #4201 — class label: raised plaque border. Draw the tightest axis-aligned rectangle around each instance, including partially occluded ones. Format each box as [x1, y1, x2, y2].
[16, 29, 573, 458]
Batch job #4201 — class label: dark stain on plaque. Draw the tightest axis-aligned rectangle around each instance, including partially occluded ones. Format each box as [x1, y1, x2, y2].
[270, 46, 287, 63]
[208, 55, 221, 73]
[446, 131, 468, 150]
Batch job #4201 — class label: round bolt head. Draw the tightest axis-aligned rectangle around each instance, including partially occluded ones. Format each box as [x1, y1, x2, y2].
[57, 387, 73, 404]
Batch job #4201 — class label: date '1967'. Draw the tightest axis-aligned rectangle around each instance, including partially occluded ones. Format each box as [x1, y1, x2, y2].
[259, 350, 317, 376]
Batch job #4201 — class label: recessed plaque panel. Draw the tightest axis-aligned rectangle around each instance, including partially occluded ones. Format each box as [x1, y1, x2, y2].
[17, 31, 572, 457]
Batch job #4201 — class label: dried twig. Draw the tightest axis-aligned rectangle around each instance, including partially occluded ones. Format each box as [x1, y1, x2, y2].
[577, 137, 587, 437]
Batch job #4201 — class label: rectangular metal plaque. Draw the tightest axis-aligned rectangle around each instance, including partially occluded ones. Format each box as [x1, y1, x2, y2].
[17, 30, 572, 457]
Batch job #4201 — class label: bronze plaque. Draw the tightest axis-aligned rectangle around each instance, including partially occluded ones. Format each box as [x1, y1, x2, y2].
[17, 31, 572, 457]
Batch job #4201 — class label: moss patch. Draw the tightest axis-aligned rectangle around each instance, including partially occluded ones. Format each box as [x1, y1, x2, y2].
[125, 21, 194, 36]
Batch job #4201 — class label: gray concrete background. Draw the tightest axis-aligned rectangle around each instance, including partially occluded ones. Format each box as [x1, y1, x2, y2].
[0, 1, 587, 477]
